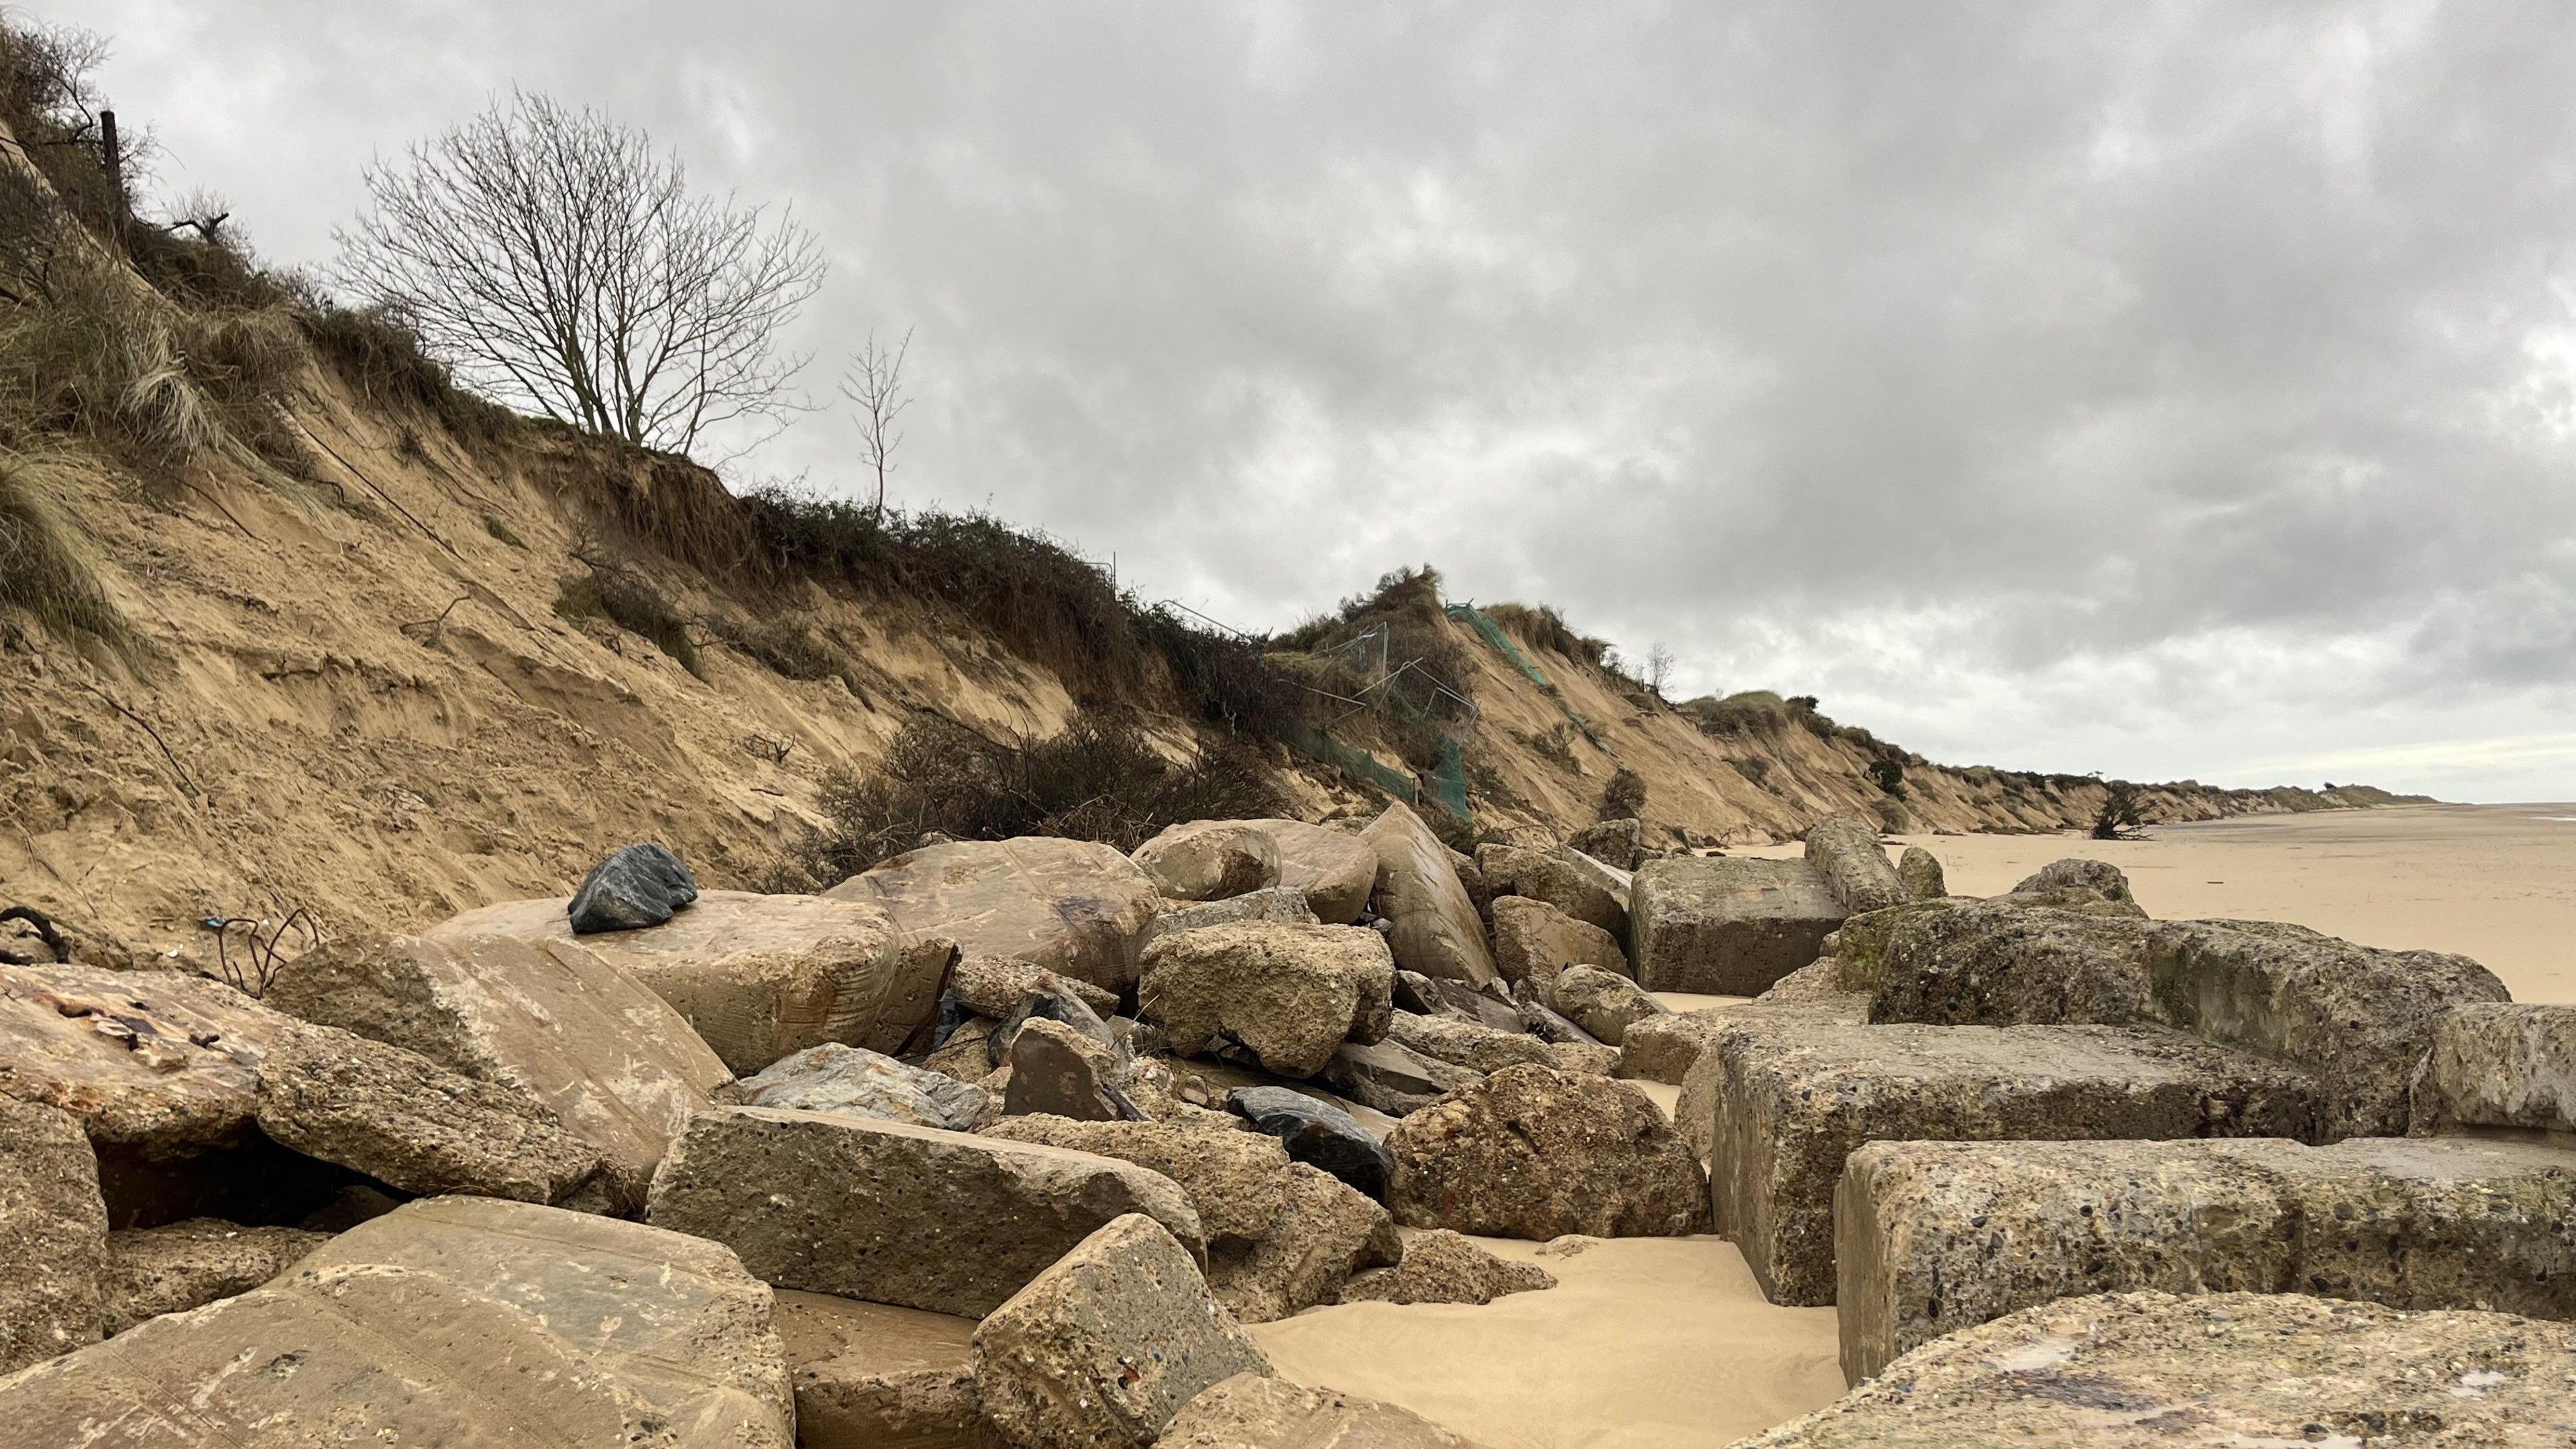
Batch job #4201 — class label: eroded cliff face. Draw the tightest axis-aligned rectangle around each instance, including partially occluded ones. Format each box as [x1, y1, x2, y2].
[0, 341, 2380, 967]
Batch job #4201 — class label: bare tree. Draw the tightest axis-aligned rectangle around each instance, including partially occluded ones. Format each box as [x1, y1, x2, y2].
[839, 327, 912, 516]
[1645, 642, 1675, 698]
[333, 91, 824, 456]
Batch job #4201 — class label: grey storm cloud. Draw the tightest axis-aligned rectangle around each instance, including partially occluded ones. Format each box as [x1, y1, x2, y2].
[61, 0, 2576, 799]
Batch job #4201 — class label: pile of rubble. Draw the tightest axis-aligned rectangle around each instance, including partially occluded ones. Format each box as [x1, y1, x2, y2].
[2, 802, 2569, 1446]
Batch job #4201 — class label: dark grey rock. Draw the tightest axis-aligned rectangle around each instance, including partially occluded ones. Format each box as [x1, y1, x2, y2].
[565, 843, 698, 934]
[1230, 1086, 1395, 1202]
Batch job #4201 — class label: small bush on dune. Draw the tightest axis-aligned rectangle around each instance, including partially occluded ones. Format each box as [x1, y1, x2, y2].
[1599, 765, 1646, 820]
[711, 612, 852, 688]
[554, 561, 702, 678]
[781, 708, 1286, 887]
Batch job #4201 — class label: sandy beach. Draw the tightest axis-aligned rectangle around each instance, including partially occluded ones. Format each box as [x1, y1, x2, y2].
[1258, 802, 2573, 1449]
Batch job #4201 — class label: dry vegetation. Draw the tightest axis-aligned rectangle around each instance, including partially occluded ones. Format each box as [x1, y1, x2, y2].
[773, 708, 1285, 889]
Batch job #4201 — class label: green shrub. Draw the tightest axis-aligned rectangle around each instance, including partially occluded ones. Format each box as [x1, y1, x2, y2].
[712, 613, 849, 686]
[1599, 765, 1647, 820]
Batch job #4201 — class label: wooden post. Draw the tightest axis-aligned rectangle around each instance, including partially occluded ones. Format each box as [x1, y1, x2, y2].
[99, 109, 125, 243]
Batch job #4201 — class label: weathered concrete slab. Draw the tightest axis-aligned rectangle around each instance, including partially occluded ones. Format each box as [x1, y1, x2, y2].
[1489, 896, 1627, 985]
[0, 1195, 793, 1448]
[1631, 857, 1844, 995]
[433, 890, 952, 1077]
[99, 1218, 328, 1337]
[1140, 922, 1397, 1079]
[266, 930, 730, 1211]
[1161, 1373, 1493, 1448]
[772, 1289, 994, 1449]
[253, 1021, 600, 1204]
[1387, 1064, 1707, 1239]
[1835, 1134, 2576, 1385]
[1803, 818, 1905, 914]
[973, 1214, 1273, 1449]
[0, 963, 271, 1152]
[646, 1106, 1205, 1316]
[1704, 1017, 2323, 1305]
[828, 837, 1161, 994]
[1860, 904, 2508, 1136]
[1737, 1291, 2576, 1448]
[1362, 802, 1499, 986]
[0, 1097, 105, 1373]
[2412, 1002, 2576, 1139]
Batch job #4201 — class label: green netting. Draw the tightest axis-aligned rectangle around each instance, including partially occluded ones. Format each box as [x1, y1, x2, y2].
[1427, 735, 1471, 819]
[1446, 603, 1553, 690]
[1277, 718, 1471, 822]
[1448, 602, 1601, 741]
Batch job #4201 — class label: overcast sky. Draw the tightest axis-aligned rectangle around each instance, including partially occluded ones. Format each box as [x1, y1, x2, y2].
[58, 1, 2576, 801]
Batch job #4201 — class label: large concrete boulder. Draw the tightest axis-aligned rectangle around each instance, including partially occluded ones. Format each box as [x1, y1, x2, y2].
[264, 930, 731, 1212]
[1739, 1291, 2576, 1447]
[981, 1112, 1295, 1247]
[1386, 1064, 1708, 1239]
[646, 1106, 1204, 1316]
[828, 837, 1163, 994]
[1867, 904, 2511, 1136]
[1361, 802, 1499, 985]
[0, 1097, 105, 1373]
[1324, 1037, 1481, 1117]
[1894, 846, 1945, 902]
[2144, 919, 2509, 1137]
[1616, 1010, 1731, 1085]
[1228, 820, 1379, 924]
[1489, 896, 1627, 985]
[953, 954, 1120, 1020]
[1336, 1228, 1556, 1306]
[1802, 817, 1906, 914]
[972, 1214, 1274, 1449]
[1862, 897, 2159, 1026]
[2009, 857, 2135, 903]
[431, 890, 953, 1077]
[1630, 857, 1845, 994]
[1541, 964, 1668, 1046]
[1475, 844, 1627, 938]
[1161, 1373, 1493, 1449]
[1703, 1017, 2324, 1305]
[1140, 922, 1397, 1079]
[0, 1195, 794, 1448]
[0, 963, 272, 1154]
[1144, 888, 1322, 949]
[716, 1042, 991, 1131]
[98, 1219, 329, 1337]
[1835, 1134, 2576, 1385]
[1672, 1000, 1870, 1161]
[1228, 1085, 1395, 1201]
[2412, 1002, 2576, 1135]
[1387, 1010, 1554, 1074]
[1135, 822, 1284, 902]
[771, 1290, 994, 1449]
[1205, 1161, 1401, 1323]
[253, 1020, 600, 1204]
[1003, 1017, 1137, 1120]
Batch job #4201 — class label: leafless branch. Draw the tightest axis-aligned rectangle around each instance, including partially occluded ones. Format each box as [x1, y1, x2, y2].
[201, 894, 319, 998]
[333, 91, 826, 456]
[839, 327, 912, 516]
